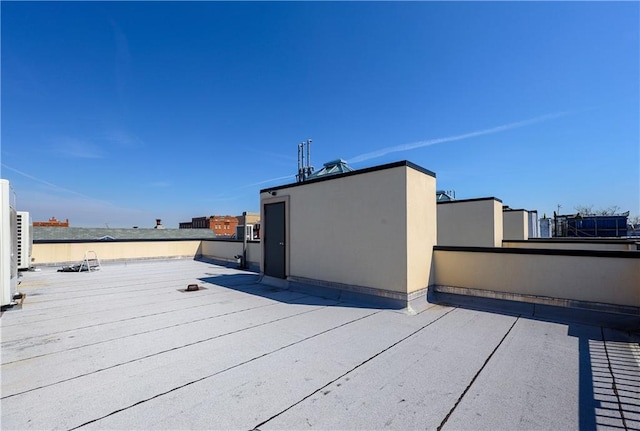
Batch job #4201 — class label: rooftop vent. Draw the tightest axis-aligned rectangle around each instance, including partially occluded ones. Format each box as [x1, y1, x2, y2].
[436, 190, 456, 202]
[307, 159, 354, 180]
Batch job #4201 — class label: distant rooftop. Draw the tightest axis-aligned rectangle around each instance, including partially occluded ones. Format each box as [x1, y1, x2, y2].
[32, 216, 69, 227]
[33, 226, 217, 241]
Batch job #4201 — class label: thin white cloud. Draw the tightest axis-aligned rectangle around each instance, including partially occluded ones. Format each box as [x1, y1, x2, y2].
[53, 137, 105, 159]
[17, 189, 151, 228]
[240, 174, 296, 188]
[2, 164, 155, 227]
[104, 129, 144, 148]
[1, 163, 96, 199]
[348, 111, 572, 164]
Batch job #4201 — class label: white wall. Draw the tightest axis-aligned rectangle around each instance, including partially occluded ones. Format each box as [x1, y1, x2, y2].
[1, 179, 18, 306]
[200, 240, 261, 267]
[32, 239, 263, 269]
[437, 198, 504, 247]
[260, 162, 437, 295]
[503, 209, 529, 241]
[32, 240, 202, 265]
[406, 166, 437, 293]
[434, 248, 640, 308]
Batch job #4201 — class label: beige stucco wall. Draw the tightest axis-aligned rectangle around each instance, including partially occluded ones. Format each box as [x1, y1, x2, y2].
[33, 240, 263, 268]
[437, 199, 503, 247]
[503, 210, 528, 241]
[406, 167, 437, 293]
[434, 249, 640, 307]
[260, 163, 437, 295]
[32, 240, 202, 265]
[503, 240, 638, 251]
[199, 240, 261, 266]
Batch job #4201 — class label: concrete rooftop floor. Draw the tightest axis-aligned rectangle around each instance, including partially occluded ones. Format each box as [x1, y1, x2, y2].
[1, 259, 639, 431]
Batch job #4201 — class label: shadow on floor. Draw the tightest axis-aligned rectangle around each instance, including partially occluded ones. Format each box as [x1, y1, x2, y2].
[197, 273, 388, 310]
[194, 256, 260, 273]
[197, 259, 640, 430]
[428, 290, 640, 431]
[575, 326, 640, 431]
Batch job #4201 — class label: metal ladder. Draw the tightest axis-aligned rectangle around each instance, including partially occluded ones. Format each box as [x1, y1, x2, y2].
[80, 250, 101, 272]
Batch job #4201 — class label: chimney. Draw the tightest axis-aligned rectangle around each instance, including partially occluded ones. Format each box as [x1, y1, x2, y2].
[155, 219, 164, 229]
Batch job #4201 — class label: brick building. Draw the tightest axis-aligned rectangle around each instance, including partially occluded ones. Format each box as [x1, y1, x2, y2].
[179, 215, 239, 237]
[210, 215, 238, 237]
[33, 217, 69, 227]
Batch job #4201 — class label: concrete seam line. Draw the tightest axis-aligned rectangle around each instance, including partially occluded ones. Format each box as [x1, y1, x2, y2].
[64, 310, 382, 430]
[2, 279, 273, 341]
[2, 305, 332, 400]
[601, 327, 629, 431]
[4, 276, 240, 328]
[0, 286, 239, 328]
[1, 291, 250, 343]
[3, 292, 314, 365]
[1, 301, 282, 366]
[252, 307, 458, 430]
[436, 316, 520, 431]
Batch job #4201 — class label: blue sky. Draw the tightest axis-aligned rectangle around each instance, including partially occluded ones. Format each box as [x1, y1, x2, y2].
[2, 1, 638, 228]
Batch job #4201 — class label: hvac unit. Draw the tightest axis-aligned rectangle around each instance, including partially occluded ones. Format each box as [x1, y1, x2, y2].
[1, 179, 19, 307]
[235, 224, 255, 240]
[17, 211, 32, 270]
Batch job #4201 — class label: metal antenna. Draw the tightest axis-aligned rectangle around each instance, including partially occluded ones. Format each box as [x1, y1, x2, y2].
[300, 142, 305, 181]
[296, 142, 304, 182]
[295, 139, 315, 182]
[306, 139, 313, 177]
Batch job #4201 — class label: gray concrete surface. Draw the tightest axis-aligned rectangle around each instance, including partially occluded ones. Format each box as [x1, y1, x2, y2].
[1, 259, 638, 430]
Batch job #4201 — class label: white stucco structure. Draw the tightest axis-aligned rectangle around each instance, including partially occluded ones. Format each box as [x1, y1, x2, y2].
[259, 161, 437, 307]
[437, 197, 504, 247]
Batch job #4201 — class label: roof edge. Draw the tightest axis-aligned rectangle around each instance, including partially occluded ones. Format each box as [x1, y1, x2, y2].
[434, 245, 640, 259]
[260, 160, 436, 193]
[437, 196, 503, 205]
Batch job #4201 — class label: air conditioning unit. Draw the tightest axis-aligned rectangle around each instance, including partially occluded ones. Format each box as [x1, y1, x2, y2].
[235, 224, 255, 240]
[17, 211, 32, 270]
[1, 179, 19, 307]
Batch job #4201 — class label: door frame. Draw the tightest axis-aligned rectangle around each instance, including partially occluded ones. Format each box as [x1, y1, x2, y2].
[260, 195, 290, 278]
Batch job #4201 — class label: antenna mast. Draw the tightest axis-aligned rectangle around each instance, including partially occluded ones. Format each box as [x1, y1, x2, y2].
[296, 139, 315, 182]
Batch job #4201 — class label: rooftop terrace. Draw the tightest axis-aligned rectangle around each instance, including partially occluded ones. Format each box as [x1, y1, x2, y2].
[2, 259, 639, 430]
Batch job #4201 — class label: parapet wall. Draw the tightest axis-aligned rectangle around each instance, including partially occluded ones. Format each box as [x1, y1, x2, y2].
[503, 239, 639, 251]
[32, 239, 261, 269]
[433, 246, 640, 310]
[29, 235, 639, 317]
[199, 240, 261, 269]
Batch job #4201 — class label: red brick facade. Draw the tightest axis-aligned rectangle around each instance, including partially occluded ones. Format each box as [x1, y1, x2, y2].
[209, 216, 238, 236]
[33, 217, 69, 227]
[179, 215, 239, 237]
